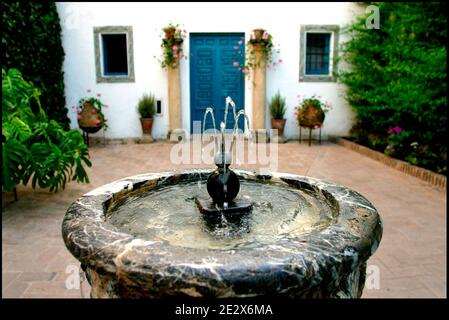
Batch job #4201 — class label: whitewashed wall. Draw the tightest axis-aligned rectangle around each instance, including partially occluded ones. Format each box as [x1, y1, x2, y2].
[57, 2, 364, 140]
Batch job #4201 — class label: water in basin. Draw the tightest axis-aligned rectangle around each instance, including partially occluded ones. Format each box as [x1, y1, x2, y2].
[107, 179, 336, 250]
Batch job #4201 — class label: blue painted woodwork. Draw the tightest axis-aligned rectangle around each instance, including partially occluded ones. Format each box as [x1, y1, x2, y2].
[190, 33, 245, 133]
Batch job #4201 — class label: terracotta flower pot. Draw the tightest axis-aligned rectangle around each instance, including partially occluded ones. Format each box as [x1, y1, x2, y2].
[140, 118, 153, 135]
[253, 28, 265, 40]
[271, 118, 286, 136]
[163, 27, 176, 39]
[78, 102, 104, 132]
[297, 103, 325, 127]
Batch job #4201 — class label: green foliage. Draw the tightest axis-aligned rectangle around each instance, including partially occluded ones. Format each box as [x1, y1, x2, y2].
[2, 68, 92, 192]
[269, 91, 287, 119]
[337, 2, 447, 174]
[137, 94, 156, 118]
[2, 2, 69, 129]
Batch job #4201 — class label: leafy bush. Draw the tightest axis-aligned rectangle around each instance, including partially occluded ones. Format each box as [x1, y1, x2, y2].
[2, 2, 69, 129]
[269, 91, 287, 119]
[137, 94, 156, 118]
[2, 68, 91, 192]
[337, 2, 447, 174]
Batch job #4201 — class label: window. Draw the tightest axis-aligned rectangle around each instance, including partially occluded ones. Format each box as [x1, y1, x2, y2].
[94, 26, 135, 83]
[299, 25, 339, 82]
[305, 33, 331, 75]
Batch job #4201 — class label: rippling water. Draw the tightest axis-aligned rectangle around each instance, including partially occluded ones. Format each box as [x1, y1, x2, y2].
[107, 180, 335, 250]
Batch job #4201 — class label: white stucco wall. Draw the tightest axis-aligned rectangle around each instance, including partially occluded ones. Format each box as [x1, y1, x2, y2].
[57, 2, 364, 140]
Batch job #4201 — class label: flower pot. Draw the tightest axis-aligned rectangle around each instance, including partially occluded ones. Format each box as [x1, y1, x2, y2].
[78, 102, 104, 132]
[271, 118, 286, 136]
[163, 27, 176, 39]
[140, 118, 153, 135]
[253, 28, 265, 40]
[298, 103, 325, 127]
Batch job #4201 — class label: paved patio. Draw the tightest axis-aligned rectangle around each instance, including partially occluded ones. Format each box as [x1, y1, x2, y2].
[2, 141, 446, 298]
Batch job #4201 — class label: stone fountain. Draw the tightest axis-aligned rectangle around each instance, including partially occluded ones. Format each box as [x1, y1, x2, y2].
[62, 97, 382, 298]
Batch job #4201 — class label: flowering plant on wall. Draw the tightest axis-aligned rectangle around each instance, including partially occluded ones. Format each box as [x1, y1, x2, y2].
[232, 29, 282, 79]
[72, 89, 108, 130]
[157, 23, 188, 69]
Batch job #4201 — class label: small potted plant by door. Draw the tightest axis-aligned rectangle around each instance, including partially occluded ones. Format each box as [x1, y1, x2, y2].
[137, 93, 156, 136]
[269, 91, 287, 143]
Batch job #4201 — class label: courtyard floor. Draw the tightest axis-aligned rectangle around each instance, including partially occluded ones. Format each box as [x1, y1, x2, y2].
[2, 141, 446, 298]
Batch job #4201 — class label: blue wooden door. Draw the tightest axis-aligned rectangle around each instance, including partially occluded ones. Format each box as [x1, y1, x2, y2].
[190, 33, 245, 133]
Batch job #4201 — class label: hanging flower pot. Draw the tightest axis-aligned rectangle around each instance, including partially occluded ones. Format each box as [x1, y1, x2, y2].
[163, 26, 176, 40]
[253, 28, 265, 41]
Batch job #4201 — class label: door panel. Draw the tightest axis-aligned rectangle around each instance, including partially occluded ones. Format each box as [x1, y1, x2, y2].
[190, 33, 245, 133]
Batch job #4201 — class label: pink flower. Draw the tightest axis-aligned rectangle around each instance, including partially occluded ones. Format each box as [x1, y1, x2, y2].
[387, 127, 394, 135]
[238, 67, 241, 71]
[242, 68, 248, 74]
[91, 108, 97, 114]
[95, 119, 101, 125]
[233, 46, 238, 50]
[173, 54, 179, 58]
[238, 40, 243, 45]
[172, 62, 177, 67]
[233, 61, 239, 67]
[76, 109, 81, 114]
[393, 126, 403, 134]
[172, 45, 178, 51]
[97, 93, 101, 97]
[262, 32, 269, 39]
[77, 115, 81, 120]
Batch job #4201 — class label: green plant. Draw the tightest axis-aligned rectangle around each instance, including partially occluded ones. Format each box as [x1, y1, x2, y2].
[2, 2, 69, 129]
[137, 94, 156, 118]
[269, 91, 287, 119]
[337, 2, 447, 174]
[157, 23, 188, 69]
[2, 68, 92, 192]
[76, 90, 108, 129]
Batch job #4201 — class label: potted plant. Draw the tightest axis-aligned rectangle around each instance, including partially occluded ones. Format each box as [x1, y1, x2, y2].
[76, 91, 108, 133]
[137, 93, 156, 135]
[157, 23, 187, 69]
[269, 91, 287, 136]
[295, 95, 332, 128]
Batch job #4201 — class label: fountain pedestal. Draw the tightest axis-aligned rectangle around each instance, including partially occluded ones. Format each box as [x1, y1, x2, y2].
[195, 197, 253, 215]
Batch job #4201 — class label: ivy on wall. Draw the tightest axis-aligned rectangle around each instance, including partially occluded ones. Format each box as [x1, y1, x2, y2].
[2, 2, 69, 129]
[337, 2, 447, 174]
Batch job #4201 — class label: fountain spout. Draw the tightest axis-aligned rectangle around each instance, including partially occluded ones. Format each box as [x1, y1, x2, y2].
[197, 96, 253, 215]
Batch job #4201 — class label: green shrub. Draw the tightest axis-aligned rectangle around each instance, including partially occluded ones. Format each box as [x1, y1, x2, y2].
[269, 91, 287, 119]
[137, 94, 156, 118]
[2, 2, 69, 129]
[2, 68, 91, 192]
[337, 2, 447, 174]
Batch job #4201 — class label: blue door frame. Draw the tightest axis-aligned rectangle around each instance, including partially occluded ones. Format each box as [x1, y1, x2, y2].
[189, 33, 245, 133]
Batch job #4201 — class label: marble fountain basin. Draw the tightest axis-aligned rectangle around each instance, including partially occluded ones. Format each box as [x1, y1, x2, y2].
[62, 169, 382, 298]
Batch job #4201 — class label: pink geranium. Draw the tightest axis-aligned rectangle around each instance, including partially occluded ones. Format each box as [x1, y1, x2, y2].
[262, 32, 269, 39]
[172, 62, 177, 68]
[172, 45, 178, 51]
[173, 54, 179, 59]
[233, 46, 238, 50]
[393, 126, 403, 134]
[242, 68, 248, 74]
[77, 115, 81, 120]
[95, 119, 101, 125]
[91, 108, 97, 114]
[233, 61, 239, 67]
[238, 40, 243, 45]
